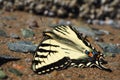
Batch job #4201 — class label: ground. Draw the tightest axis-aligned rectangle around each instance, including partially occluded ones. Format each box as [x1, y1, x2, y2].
[0, 11, 120, 80]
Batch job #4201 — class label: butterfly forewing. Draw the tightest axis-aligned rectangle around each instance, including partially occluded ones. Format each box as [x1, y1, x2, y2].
[45, 25, 92, 52]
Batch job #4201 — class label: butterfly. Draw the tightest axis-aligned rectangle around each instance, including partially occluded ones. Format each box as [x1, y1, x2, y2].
[32, 25, 112, 74]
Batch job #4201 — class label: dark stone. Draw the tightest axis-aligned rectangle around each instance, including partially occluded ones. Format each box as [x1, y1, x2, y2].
[0, 30, 8, 37]
[8, 68, 23, 76]
[0, 54, 20, 65]
[21, 29, 35, 38]
[97, 42, 120, 54]
[10, 33, 20, 39]
[0, 69, 7, 79]
[78, 74, 85, 78]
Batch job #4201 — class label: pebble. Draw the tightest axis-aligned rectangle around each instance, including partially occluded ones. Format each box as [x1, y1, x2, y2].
[7, 41, 37, 53]
[25, 58, 32, 64]
[3, 1, 14, 12]
[0, 68, 7, 79]
[111, 21, 120, 29]
[21, 29, 35, 38]
[0, 54, 20, 65]
[49, 12, 56, 17]
[0, 22, 7, 27]
[75, 26, 95, 37]
[26, 19, 39, 28]
[97, 42, 120, 54]
[34, 4, 45, 14]
[8, 68, 23, 76]
[57, 7, 68, 18]
[93, 29, 110, 36]
[105, 19, 114, 25]
[14, 1, 25, 10]
[65, 74, 72, 78]
[103, 52, 116, 57]
[58, 19, 72, 25]
[94, 37, 104, 42]
[10, 33, 20, 39]
[99, 30, 110, 35]
[78, 74, 85, 78]
[1, 16, 17, 21]
[0, 30, 8, 37]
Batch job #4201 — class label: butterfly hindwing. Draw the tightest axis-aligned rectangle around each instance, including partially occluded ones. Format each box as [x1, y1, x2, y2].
[32, 39, 72, 74]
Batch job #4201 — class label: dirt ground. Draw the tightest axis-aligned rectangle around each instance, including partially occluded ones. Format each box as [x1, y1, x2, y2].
[0, 11, 120, 80]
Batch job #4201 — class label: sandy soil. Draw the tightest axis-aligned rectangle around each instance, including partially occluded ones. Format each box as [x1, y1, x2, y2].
[0, 11, 120, 80]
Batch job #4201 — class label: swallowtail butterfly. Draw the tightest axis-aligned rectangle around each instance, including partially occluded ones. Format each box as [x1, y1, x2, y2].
[32, 25, 112, 74]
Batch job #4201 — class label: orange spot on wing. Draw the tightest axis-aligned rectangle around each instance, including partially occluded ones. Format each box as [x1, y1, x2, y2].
[88, 52, 93, 57]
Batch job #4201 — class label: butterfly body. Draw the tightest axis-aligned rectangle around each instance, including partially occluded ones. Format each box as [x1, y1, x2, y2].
[32, 25, 112, 74]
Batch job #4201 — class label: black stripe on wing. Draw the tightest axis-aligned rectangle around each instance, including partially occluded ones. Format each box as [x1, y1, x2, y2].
[68, 25, 96, 50]
[35, 54, 47, 58]
[55, 26, 68, 32]
[37, 48, 58, 53]
[40, 43, 59, 47]
[54, 25, 69, 35]
[54, 28, 66, 35]
[33, 57, 71, 74]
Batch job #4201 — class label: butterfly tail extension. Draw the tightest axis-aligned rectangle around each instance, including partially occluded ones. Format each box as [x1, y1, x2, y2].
[96, 57, 112, 72]
[86, 57, 112, 72]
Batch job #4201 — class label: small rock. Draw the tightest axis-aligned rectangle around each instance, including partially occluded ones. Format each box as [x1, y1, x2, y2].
[94, 29, 110, 36]
[111, 21, 120, 29]
[98, 20, 105, 25]
[7, 41, 37, 53]
[111, 54, 116, 57]
[78, 74, 85, 78]
[0, 68, 7, 79]
[75, 26, 95, 37]
[0, 30, 8, 37]
[103, 52, 116, 57]
[44, 10, 49, 16]
[0, 54, 20, 65]
[1, 16, 17, 21]
[48, 11, 56, 17]
[26, 20, 39, 28]
[94, 37, 104, 42]
[14, 1, 25, 10]
[65, 74, 72, 78]
[25, 58, 31, 64]
[0, 22, 7, 27]
[105, 18, 114, 25]
[97, 42, 120, 54]
[34, 4, 45, 14]
[99, 30, 110, 35]
[21, 29, 35, 38]
[47, 6, 57, 17]
[10, 33, 20, 39]
[57, 7, 68, 18]
[3, 1, 14, 12]
[9, 68, 23, 76]
[58, 19, 72, 25]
